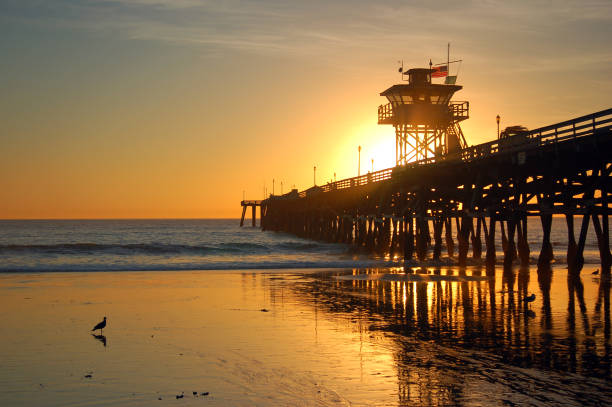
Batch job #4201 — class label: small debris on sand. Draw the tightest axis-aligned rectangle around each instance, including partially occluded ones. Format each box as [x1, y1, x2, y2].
[260, 308, 269, 312]
[201, 392, 209, 396]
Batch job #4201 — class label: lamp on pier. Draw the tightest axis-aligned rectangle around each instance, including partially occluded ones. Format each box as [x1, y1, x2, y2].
[496, 114, 501, 139]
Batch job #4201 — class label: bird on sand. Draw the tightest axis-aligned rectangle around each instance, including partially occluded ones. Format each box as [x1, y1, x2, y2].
[92, 317, 107, 334]
[523, 293, 536, 303]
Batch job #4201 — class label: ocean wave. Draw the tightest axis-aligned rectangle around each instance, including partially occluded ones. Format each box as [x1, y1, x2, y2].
[0, 258, 395, 273]
[0, 242, 341, 255]
[0, 241, 334, 256]
[0, 243, 215, 255]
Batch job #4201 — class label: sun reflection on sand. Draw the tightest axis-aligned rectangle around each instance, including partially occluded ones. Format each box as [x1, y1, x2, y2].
[0, 267, 610, 406]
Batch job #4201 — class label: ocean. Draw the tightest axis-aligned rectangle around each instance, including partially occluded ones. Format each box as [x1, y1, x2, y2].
[0, 217, 605, 273]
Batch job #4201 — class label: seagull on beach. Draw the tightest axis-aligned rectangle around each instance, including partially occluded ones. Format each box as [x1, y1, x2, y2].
[523, 293, 536, 303]
[92, 317, 107, 334]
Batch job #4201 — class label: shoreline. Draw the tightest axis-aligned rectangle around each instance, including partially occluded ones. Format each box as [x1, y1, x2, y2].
[0, 259, 604, 275]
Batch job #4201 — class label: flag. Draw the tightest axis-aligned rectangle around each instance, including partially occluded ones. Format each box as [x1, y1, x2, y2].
[431, 65, 448, 78]
[445, 75, 457, 85]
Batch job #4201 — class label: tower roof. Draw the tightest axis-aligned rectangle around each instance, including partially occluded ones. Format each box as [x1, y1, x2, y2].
[381, 67, 462, 104]
[380, 83, 462, 105]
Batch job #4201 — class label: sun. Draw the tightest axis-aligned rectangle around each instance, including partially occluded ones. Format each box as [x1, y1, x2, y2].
[353, 122, 397, 173]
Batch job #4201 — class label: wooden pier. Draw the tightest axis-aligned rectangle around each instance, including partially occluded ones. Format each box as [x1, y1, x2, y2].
[243, 66, 612, 276]
[240, 200, 261, 227]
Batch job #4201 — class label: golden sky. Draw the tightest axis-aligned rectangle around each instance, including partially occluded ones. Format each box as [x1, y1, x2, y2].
[1, 0, 611, 218]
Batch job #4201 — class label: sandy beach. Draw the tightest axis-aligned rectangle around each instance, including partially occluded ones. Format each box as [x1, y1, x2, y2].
[1, 266, 610, 406]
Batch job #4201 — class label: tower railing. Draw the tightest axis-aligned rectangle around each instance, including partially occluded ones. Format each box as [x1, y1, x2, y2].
[450, 101, 469, 121]
[377, 103, 394, 124]
[377, 101, 470, 124]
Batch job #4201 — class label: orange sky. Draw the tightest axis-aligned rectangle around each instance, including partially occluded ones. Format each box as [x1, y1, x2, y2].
[1, 1, 611, 218]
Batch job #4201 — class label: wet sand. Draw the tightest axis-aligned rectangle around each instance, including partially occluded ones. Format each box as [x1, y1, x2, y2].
[0, 266, 610, 406]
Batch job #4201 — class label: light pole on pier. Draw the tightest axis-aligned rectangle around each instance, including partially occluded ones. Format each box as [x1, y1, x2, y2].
[358, 146, 361, 177]
[496, 115, 501, 139]
[313, 166, 317, 186]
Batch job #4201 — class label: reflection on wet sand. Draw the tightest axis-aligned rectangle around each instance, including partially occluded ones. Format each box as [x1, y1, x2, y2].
[269, 266, 611, 405]
[92, 333, 107, 347]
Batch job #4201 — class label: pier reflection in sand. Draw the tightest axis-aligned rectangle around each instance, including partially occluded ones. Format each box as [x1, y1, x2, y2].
[269, 265, 611, 405]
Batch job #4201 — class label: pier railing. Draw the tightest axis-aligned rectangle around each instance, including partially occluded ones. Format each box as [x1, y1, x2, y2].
[277, 108, 612, 199]
[457, 107, 612, 162]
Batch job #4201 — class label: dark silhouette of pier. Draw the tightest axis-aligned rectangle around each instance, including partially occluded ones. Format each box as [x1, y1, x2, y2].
[240, 200, 261, 227]
[243, 66, 612, 277]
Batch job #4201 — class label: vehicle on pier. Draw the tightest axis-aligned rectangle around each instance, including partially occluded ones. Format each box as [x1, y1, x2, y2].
[499, 125, 531, 149]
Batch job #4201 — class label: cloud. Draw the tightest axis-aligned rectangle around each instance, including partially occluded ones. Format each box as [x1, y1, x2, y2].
[2, 0, 611, 65]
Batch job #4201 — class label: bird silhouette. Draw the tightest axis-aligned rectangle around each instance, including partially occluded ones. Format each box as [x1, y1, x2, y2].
[92, 317, 107, 334]
[523, 293, 536, 303]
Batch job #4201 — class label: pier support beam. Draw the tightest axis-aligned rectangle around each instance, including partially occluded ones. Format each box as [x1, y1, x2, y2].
[416, 216, 428, 261]
[596, 165, 611, 276]
[485, 216, 496, 266]
[445, 218, 454, 257]
[566, 214, 578, 268]
[517, 216, 530, 266]
[404, 214, 415, 262]
[538, 214, 554, 266]
[500, 220, 507, 254]
[457, 215, 471, 266]
[592, 213, 611, 273]
[433, 217, 443, 260]
[503, 218, 517, 267]
[570, 211, 591, 276]
[472, 217, 483, 259]
[240, 206, 247, 227]
[390, 218, 398, 258]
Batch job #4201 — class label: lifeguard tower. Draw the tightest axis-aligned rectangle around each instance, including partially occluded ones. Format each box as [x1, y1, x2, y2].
[378, 67, 469, 165]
